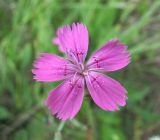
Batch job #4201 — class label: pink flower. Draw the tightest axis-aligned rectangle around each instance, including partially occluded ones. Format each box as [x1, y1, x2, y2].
[32, 23, 131, 120]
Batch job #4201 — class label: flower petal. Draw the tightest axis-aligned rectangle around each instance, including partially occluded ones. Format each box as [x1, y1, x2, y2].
[45, 76, 84, 120]
[52, 28, 66, 52]
[53, 23, 89, 64]
[87, 39, 131, 72]
[85, 72, 127, 111]
[32, 53, 77, 82]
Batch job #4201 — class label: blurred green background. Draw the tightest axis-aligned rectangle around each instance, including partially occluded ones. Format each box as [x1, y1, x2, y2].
[0, 0, 160, 140]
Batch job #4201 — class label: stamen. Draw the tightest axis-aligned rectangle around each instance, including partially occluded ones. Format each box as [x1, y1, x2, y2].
[87, 73, 92, 86]
[72, 72, 78, 84]
[88, 68, 104, 71]
[80, 63, 84, 71]
[83, 71, 88, 76]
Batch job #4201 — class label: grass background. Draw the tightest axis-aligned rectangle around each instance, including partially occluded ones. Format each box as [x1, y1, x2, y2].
[0, 0, 160, 140]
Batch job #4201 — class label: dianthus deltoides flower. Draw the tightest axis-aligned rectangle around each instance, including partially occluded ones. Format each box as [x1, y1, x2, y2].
[32, 23, 131, 120]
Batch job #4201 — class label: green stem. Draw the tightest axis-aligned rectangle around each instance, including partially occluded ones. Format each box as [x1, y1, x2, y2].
[54, 121, 66, 140]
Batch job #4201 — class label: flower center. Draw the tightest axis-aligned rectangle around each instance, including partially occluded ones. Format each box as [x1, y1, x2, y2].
[79, 63, 88, 76]
[82, 70, 88, 76]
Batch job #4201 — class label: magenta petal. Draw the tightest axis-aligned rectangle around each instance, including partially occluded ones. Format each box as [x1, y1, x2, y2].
[85, 72, 127, 111]
[52, 28, 66, 52]
[32, 53, 77, 82]
[53, 23, 89, 63]
[52, 37, 59, 45]
[87, 39, 131, 72]
[45, 76, 84, 120]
